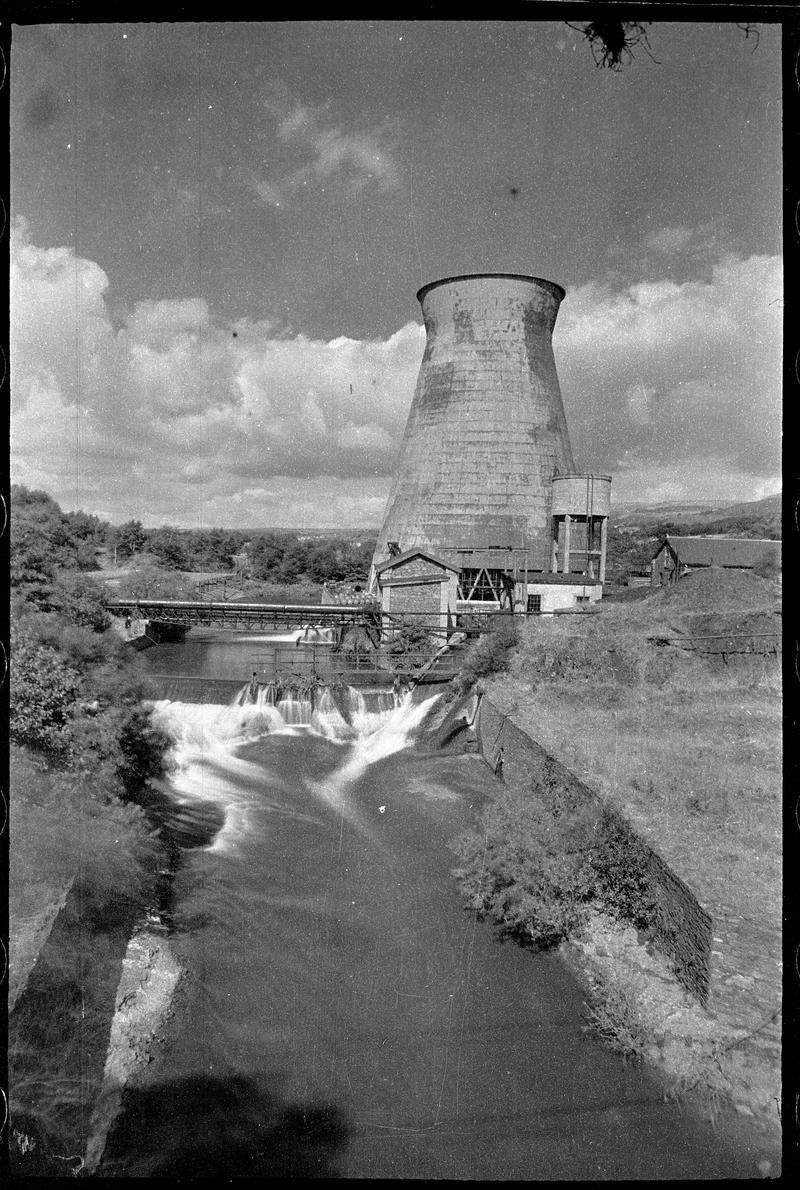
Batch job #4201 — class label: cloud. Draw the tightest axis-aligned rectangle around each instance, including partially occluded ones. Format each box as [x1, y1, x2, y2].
[556, 251, 782, 500]
[252, 96, 403, 208]
[10, 221, 423, 525]
[642, 223, 725, 260]
[10, 223, 781, 525]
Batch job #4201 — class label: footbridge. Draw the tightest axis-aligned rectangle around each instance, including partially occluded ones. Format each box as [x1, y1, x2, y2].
[104, 598, 381, 632]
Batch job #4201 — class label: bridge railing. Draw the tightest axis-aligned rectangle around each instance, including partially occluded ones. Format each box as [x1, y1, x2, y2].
[104, 598, 380, 629]
[248, 646, 459, 682]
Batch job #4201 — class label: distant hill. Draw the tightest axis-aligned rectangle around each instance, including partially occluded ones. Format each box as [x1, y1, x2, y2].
[606, 493, 781, 583]
[613, 493, 780, 537]
[234, 526, 379, 542]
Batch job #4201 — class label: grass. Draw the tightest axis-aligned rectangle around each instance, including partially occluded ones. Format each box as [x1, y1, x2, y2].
[484, 679, 781, 923]
[481, 588, 781, 924]
[450, 570, 782, 1139]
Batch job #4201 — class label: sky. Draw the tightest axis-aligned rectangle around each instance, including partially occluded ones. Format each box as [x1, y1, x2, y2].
[10, 20, 783, 528]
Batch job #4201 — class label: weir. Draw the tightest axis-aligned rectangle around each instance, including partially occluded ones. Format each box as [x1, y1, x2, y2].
[73, 616, 776, 1181]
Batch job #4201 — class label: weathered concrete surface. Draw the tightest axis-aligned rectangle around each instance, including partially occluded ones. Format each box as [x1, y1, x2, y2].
[84, 928, 182, 1174]
[8, 878, 75, 1014]
[374, 274, 575, 573]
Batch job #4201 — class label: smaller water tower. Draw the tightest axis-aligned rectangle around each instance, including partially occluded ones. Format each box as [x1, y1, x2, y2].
[550, 474, 612, 582]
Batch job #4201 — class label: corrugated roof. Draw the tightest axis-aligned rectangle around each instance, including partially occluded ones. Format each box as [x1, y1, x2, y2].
[661, 536, 781, 569]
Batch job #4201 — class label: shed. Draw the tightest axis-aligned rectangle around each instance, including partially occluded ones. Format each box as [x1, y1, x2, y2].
[651, 536, 781, 588]
[373, 548, 460, 630]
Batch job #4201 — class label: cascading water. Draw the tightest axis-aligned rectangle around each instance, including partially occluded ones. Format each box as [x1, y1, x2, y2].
[92, 633, 770, 1180]
[148, 685, 436, 854]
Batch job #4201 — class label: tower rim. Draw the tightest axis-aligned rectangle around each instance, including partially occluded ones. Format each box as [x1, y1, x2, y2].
[416, 272, 566, 304]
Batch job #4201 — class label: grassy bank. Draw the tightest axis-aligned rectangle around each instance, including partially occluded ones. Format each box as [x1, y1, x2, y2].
[484, 570, 781, 929]
[448, 569, 781, 1139]
[9, 488, 178, 1174]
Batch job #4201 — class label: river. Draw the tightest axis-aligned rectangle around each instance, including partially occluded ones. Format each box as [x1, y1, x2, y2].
[98, 629, 767, 1178]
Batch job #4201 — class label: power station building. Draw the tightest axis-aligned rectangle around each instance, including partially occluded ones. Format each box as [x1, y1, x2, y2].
[369, 273, 611, 624]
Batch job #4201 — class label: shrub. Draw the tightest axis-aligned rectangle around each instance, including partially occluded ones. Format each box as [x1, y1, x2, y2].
[116, 707, 172, 792]
[452, 617, 519, 696]
[51, 573, 111, 631]
[582, 981, 652, 1065]
[11, 748, 162, 931]
[592, 811, 658, 931]
[387, 618, 432, 657]
[452, 791, 598, 949]
[10, 627, 80, 758]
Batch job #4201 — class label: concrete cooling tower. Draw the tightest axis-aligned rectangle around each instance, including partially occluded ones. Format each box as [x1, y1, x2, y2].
[372, 273, 577, 574]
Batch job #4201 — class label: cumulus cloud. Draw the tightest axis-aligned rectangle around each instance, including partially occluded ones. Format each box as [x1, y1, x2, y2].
[10, 221, 422, 525]
[642, 222, 723, 260]
[555, 252, 782, 500]
[252, 96, 403, 208]
[10, 222, 781, 525]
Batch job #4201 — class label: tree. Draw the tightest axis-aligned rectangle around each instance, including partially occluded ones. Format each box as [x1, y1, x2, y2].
[250, 534, 287, 581]
[52, 573, 112, 632]
[10, 625, 80, 757]
[65, 509, 108, 542]
[116, 707, 172, 792]
[11, 486, 77, 604]
[148, 526, 190, 570]
[114, 519, 147, 559]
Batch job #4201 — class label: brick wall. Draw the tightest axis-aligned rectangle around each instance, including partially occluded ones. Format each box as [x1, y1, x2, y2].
[390, 582, 442, 619]
[475, 696, 712, 1002]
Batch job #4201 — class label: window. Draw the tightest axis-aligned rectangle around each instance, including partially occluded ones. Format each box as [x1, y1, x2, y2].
[576, 595, 590, 605]
[527, 594, 541, 614]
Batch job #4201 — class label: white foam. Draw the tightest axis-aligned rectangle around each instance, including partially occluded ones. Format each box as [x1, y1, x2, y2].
[306, 691, 441, 825]
[148, 687, 441, 853]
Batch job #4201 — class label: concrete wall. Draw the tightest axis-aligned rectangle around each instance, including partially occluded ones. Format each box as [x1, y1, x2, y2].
[373, 274, 575, 573]
[474, 696, 712, 1003]
[527, 583, 602, 612]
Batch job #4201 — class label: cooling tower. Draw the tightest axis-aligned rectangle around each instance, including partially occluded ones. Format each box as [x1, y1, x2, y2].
[373, 273, 575, 572]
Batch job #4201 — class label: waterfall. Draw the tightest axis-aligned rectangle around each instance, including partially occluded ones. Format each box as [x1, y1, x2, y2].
[147, 685, 439, 853]
[304, 689, 441, 820]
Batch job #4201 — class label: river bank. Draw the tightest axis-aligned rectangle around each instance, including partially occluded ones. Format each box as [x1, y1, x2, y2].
[81, 674, 777, 1179]
[84, 927, 183, 1174]
[429, 580, 782, 1161]
[562, 910, 780, 1164]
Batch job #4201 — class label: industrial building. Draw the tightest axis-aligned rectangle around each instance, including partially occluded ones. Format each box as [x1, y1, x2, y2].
[370, 273, 611, 622]
[651, 536, 781, 588]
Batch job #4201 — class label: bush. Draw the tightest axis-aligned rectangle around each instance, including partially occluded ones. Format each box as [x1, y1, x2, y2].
[452, 616, 519, 696]
[116, 707, 173, 792]
[452, 778, 662, 950]
[52, 573, 111, 631]
[592, 812, 658, 931]
[11, 748, 162, 931]
[10, 627, 80, 758]
[387, 619, 432, 656]
[452, 790, 598, 949]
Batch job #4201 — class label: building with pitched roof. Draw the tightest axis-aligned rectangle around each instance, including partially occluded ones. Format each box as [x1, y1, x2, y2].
[650, 536, 781, 588]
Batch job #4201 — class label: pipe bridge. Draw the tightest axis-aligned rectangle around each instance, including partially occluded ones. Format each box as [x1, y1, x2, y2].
[104, 598, 381, 632]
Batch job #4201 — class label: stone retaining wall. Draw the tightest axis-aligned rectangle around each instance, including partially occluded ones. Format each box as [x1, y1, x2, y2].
[474, 695, 712, 1003]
